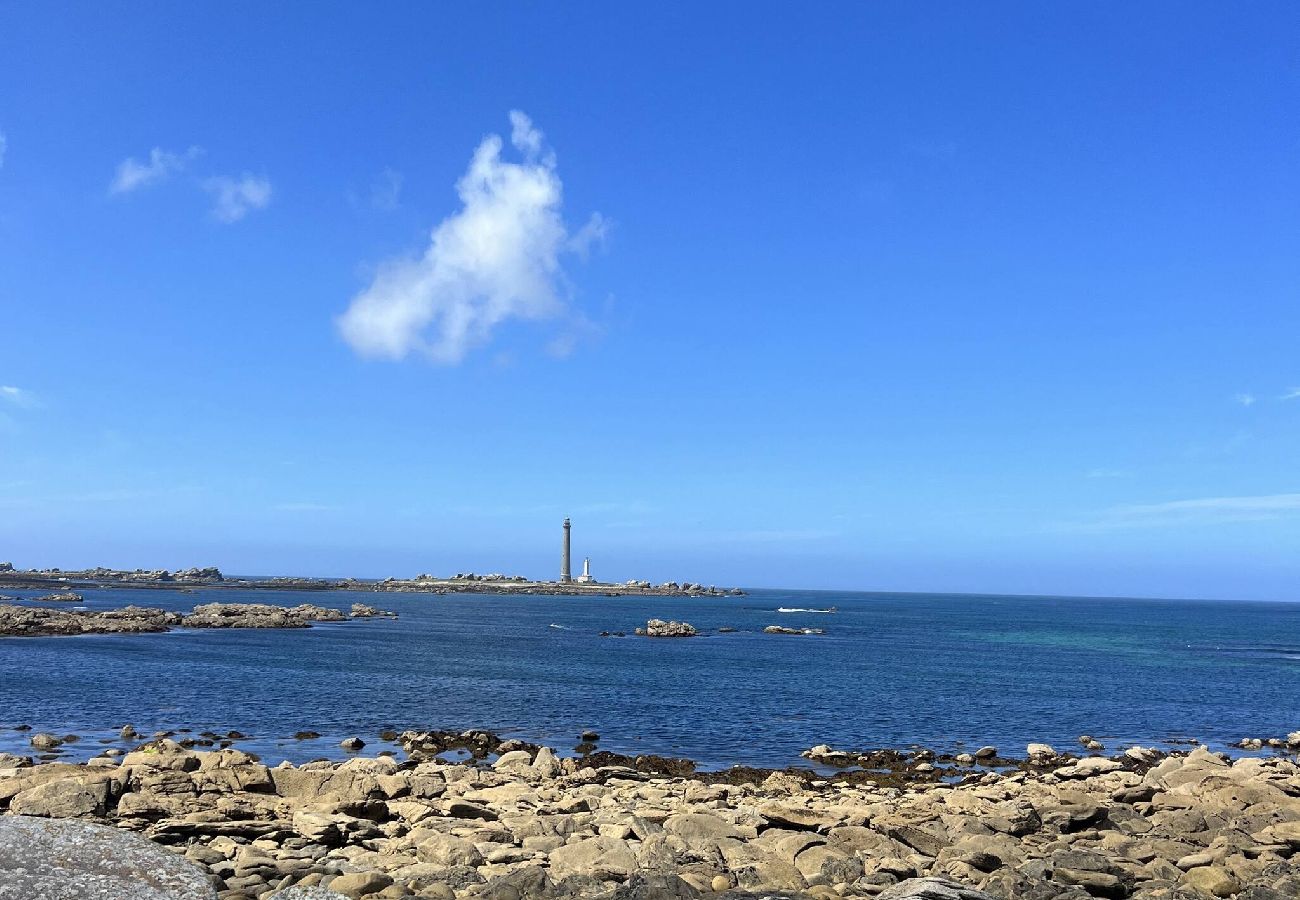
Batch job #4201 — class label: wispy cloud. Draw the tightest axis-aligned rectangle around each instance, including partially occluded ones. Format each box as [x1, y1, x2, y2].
[1074, 492, 1300, 531]
[337, 110, 603, 364]
[370, 168, 403, 211]
[110, 146, 202, 195]
[0, 130, 7, 169]
[1233, 392, 1256, 406]
[0, 385, 37, 408]
[1085, 468, 1130, 479]
[203, 174, 272, 223]
[1282, 388, 1300, 402]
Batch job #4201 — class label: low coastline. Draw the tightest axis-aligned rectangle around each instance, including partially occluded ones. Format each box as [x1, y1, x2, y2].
[1, 726, 1298, 899]
[0, 564, 744, 598]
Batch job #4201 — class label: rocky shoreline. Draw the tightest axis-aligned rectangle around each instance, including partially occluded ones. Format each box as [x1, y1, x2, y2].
[0, 564, 744, 598]
[1, 726, 1299, 900]
[0, 602, 397, 637]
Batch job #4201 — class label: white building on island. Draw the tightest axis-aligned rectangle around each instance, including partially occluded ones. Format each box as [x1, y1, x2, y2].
[576, 557, 595, 584]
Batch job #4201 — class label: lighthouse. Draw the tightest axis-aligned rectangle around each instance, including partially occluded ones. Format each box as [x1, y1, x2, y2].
[560, 518, 572, 583]
[576, 557, 595, 584]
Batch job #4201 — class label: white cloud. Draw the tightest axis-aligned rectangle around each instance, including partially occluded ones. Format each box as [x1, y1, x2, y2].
[1282, 388, 1300, 401]
[203, 173, 272, 223]
[1076, 493, 1300, 530]
[1233, 393, 1256, 406]
[337, 110, 603, 364]
[0, 131, 7, 169]
[1085, 468, 1129, 479]
[110, 146, 201, 195]
[0, 385, 36, 407]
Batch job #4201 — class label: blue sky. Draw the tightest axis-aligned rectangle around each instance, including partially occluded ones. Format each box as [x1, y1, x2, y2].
[1, 3, 1298, 599]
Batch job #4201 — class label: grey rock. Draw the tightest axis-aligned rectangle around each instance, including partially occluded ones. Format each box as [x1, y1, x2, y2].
[0, 815, 217, 899]
[876, 878, 996, 900]
[635, 619, 697, 638]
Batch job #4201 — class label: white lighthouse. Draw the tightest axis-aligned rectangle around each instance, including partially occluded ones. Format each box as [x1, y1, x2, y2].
[576, 557, 595, 584]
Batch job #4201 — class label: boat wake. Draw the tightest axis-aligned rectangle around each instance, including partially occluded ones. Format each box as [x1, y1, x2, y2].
[776, 607, 837, 614]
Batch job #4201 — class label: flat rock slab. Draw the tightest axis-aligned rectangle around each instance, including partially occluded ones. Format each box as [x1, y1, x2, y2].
[876, 878, 996, 900]
[0, 815, 216, 900]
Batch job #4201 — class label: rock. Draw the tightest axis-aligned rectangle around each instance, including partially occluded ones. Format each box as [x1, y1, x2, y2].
[974, 746, 997, 759]
[182, 602, 345, 629]
[414, 831, 484, 867]
[493, 749, 533, 771]
[446, 799, 497, 820]
[1059, 756, 1124, 778]
[581, 730, 600, 741]
[349, 603, 395, 618]
[1055, 867, 1125, 897]
[0, 815, 217, 898]
[635, 618, 697, 637]
[532, 746, 560, 778]
[547, 835, 637, 881]
[29, 732, 62, 750]
[663, 812, 743, 849]
[326, 871, 393, 898]
[1181, 865, 1241, 897]
[36, 591, 84, 602]
[763, 625, 824, 635]
[877, 878, 997, 899]
[9, 775, 112, 818]
[1026, 742, 1056, 760]
[340, 736, 365, 751]
[268, 889, 350, 900]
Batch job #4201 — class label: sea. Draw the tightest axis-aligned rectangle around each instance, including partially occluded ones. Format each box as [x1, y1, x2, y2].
[1, 587, 1298, 769]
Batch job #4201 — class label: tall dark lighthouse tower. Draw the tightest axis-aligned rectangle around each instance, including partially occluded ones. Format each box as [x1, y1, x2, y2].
[560, 518, 572, 583]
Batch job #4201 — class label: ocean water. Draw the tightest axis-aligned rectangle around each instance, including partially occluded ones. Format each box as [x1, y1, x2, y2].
[1, 587, 1298, 768]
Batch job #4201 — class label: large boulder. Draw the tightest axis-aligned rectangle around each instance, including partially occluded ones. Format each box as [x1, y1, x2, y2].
[414, 831, 484, 867]
[547, 835, 638, 881]
[8, 775, 113, 818]
[0, 815, 217, 899]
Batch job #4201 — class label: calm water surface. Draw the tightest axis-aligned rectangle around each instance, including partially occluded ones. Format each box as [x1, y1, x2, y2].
[1, 587, 1298, 768]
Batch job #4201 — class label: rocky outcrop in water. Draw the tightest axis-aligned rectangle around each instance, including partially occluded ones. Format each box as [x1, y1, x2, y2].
[2, 734, 1299, 899]
[349, 603, 396, 619]
[0, 602, 392, 637]
[181, 603, 349, 629]
[635, 619, 698, 638]
[763, 625, 825, 635]
[35, 591, 84, 602]
[0, 604, 181, 636]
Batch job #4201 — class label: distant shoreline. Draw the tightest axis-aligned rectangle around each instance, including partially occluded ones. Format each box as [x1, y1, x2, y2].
[0, 565, 744, 598]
